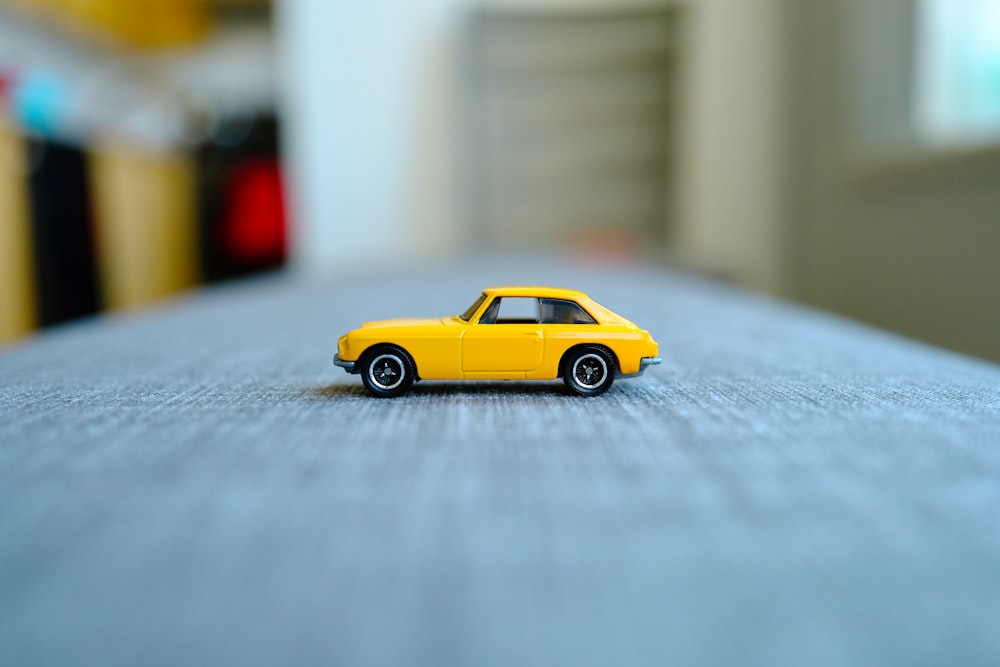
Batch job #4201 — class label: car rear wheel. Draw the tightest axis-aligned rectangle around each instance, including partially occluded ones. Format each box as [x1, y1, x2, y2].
[360, 345, 416, 398]
[563, 346, 616, 396]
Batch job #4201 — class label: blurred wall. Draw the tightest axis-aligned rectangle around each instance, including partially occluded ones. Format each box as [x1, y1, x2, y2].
[277, 0, 458, 270]
[785, 0, 1000, 362]
[673, 0, 787, 293]
[278, 0, 773, 273]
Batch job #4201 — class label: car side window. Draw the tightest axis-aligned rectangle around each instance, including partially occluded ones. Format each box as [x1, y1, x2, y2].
[478, 298, 501, 324]
[479, 297, 539, 324]
[539, 298, 597, 325]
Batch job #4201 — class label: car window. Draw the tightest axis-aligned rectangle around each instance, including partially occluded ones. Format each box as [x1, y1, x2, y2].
[460, 294, 487, 321]
[479, 297, 539, 324]
[478, 298, 500, 324]
[539, 298, 597, 325]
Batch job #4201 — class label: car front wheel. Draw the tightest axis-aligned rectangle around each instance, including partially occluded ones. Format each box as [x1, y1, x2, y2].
[360, 345, 416, 398]
[563, 346, 616, 396]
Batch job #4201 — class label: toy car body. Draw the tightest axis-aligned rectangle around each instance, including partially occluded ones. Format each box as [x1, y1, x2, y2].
[334, 286, 660, 397]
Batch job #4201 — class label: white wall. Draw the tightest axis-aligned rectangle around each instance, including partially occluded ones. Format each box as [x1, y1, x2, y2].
[277, 0, 457, 272]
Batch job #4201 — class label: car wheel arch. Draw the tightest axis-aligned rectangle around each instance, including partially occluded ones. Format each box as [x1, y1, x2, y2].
[360, 343, 421, 381]
[557, 343, 618, 379]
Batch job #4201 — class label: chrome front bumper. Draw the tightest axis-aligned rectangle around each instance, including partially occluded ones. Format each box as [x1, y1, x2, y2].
[618, 356, 662, 379]
[334, 353, 357, 374]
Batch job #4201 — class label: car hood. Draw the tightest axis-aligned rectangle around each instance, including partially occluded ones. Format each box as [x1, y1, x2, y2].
[359, 318, 446, 329]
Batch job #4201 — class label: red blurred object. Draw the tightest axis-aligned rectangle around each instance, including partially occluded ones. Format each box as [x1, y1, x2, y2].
[219, 158, 286, 265]
[0, 71, 13, 105]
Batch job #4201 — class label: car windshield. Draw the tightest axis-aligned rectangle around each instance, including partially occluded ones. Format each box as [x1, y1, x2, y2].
[460, 294, 487, 322]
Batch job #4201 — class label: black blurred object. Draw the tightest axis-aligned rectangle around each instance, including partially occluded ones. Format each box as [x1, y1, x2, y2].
[196, 113, 286, 283]
[27, 138, 101, 326]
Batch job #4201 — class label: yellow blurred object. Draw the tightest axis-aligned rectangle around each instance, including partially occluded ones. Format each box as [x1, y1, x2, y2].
[115, 0, 210, 48]
[63, 0, 117, 41]
[90, 143, 199, 310]
[0, 119, 37, 345]
[9, 0, 212, 48]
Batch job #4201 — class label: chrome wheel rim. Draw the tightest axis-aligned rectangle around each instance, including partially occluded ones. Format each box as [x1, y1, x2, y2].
[369, 354, 405, 390]
[572, 353, 607, 389]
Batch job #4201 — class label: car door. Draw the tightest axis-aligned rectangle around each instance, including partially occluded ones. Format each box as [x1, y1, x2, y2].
[462, 296, 544, 372]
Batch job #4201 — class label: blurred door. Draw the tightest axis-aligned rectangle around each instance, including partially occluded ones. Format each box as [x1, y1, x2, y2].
[465, 8, 682, 252]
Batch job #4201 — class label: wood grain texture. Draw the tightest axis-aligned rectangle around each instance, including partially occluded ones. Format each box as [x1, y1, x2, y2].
[2, 256, 999, 666]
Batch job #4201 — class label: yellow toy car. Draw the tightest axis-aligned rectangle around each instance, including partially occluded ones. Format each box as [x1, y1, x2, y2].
[334, 286, 660, 397]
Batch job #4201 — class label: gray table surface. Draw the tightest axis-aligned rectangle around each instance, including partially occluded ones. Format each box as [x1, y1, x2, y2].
[2, 255, 999, 666]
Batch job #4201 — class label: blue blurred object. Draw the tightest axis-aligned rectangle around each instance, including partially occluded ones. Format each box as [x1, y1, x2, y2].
[11, 72, 68, 137]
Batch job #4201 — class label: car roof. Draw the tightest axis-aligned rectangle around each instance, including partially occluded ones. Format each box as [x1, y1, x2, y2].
[483, 286, 588, 299]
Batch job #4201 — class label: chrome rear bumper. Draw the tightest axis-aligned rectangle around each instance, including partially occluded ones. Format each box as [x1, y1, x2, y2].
[618, 356, 662, 379]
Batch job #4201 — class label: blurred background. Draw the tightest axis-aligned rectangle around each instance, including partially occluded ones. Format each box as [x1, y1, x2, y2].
[1, 0, 998, 363]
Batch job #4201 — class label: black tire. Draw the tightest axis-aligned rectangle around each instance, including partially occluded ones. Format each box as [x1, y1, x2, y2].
[563, 346, 616, 396]
[360, 345, 416, 398]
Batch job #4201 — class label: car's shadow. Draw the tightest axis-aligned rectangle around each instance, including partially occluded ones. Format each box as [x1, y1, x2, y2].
[305, 381, 572, 400]
[305, 384, 371, 399]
